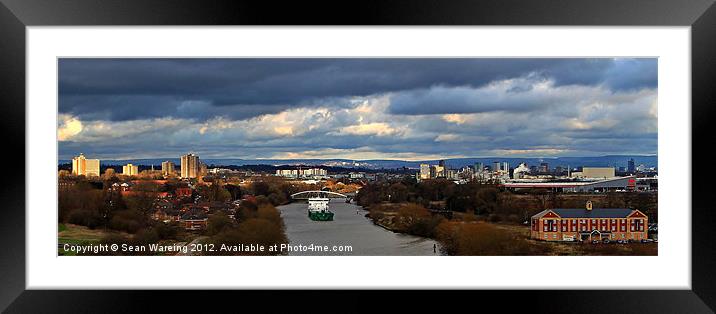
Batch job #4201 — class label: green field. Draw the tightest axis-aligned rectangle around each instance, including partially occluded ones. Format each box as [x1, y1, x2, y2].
[58, 223, 130, 256]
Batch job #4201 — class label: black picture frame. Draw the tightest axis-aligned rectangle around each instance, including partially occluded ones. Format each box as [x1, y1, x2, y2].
[1, 0, 714, 312]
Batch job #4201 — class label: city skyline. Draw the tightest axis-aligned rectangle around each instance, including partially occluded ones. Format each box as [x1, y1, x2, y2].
[58, 58, 657, 160]
[59, 153, 658, 173]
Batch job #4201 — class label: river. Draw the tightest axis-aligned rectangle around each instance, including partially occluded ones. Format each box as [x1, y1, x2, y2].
[278, 200, 441, 256]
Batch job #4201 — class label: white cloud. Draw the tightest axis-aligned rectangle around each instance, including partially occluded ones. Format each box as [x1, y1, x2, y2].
[57, 114, 83, 141]
[563, 118, 618, 131]
[442, 114, 467, 124]
[339, 122, 397, 136]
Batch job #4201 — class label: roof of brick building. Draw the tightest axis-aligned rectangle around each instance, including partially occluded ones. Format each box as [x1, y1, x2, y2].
[533, 208, 635, 219]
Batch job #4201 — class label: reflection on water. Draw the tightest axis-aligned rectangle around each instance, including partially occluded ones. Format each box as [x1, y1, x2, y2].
[279, 200, 441, 256]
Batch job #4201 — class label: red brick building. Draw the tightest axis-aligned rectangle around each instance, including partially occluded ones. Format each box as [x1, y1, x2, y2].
[530, 201, 649, 242]
[174, 187, 192, 198]
[179, 207, 208, 231]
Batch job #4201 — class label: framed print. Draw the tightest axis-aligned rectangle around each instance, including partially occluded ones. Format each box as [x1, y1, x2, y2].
[1, 0, 715, 312]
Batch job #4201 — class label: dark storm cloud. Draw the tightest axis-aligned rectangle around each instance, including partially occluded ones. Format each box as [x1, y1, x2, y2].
[59, 58, 657, 122]
[388, 84, 553, 115]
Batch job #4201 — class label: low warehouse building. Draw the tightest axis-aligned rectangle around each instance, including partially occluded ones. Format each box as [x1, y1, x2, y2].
[501, 176, 636, 192]
[574, 167, 616, 179]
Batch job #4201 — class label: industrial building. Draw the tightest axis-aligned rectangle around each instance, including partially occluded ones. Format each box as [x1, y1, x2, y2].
[571, 167, 615, 179]
[636, 177, 658, 191]
[500, 176, 636, 192]
[513, 162, 530, 179]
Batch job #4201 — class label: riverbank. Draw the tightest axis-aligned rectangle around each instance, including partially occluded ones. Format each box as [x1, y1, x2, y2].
[363, 202, 657, 256]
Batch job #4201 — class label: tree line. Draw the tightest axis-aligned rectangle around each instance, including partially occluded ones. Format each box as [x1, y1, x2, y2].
[356, 178, 657, 223]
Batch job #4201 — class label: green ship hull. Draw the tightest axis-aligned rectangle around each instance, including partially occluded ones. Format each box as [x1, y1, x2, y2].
[308, 211, 334, 221]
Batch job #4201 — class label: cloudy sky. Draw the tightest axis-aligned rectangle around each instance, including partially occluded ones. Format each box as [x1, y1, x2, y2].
[58, 58, 657, 160]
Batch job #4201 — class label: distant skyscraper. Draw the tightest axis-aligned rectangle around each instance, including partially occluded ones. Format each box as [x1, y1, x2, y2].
[161, 161, 175, 175]
[502, 162, 509, 173]
[627, 158, 636, 173]
[420, 164, 431, 180]
[493, 161, 501, 172]
[122, 163, 139, 176]
[71, 153, 100, 177]
[432, 165, 444, 178]
[199, 162, 208, 176]
[181, 153, 200, 178]
[540, 162, 549, 173]
[474, 162, 484, 173]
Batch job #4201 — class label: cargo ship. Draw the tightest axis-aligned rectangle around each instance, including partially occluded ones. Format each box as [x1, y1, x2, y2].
[307, 196, 334, 221]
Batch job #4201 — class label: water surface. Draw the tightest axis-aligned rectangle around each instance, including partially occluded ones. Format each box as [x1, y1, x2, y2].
[279, 201, 441, 256]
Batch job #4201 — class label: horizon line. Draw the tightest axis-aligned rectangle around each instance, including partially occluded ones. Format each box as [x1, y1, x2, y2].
[58, 154, 658, 162]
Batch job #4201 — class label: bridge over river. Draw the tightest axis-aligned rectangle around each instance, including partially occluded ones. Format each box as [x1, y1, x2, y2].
[290, 190, 348, 199]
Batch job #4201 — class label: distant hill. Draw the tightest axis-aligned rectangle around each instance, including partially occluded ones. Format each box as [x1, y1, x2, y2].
[58, 155, 657, 170]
